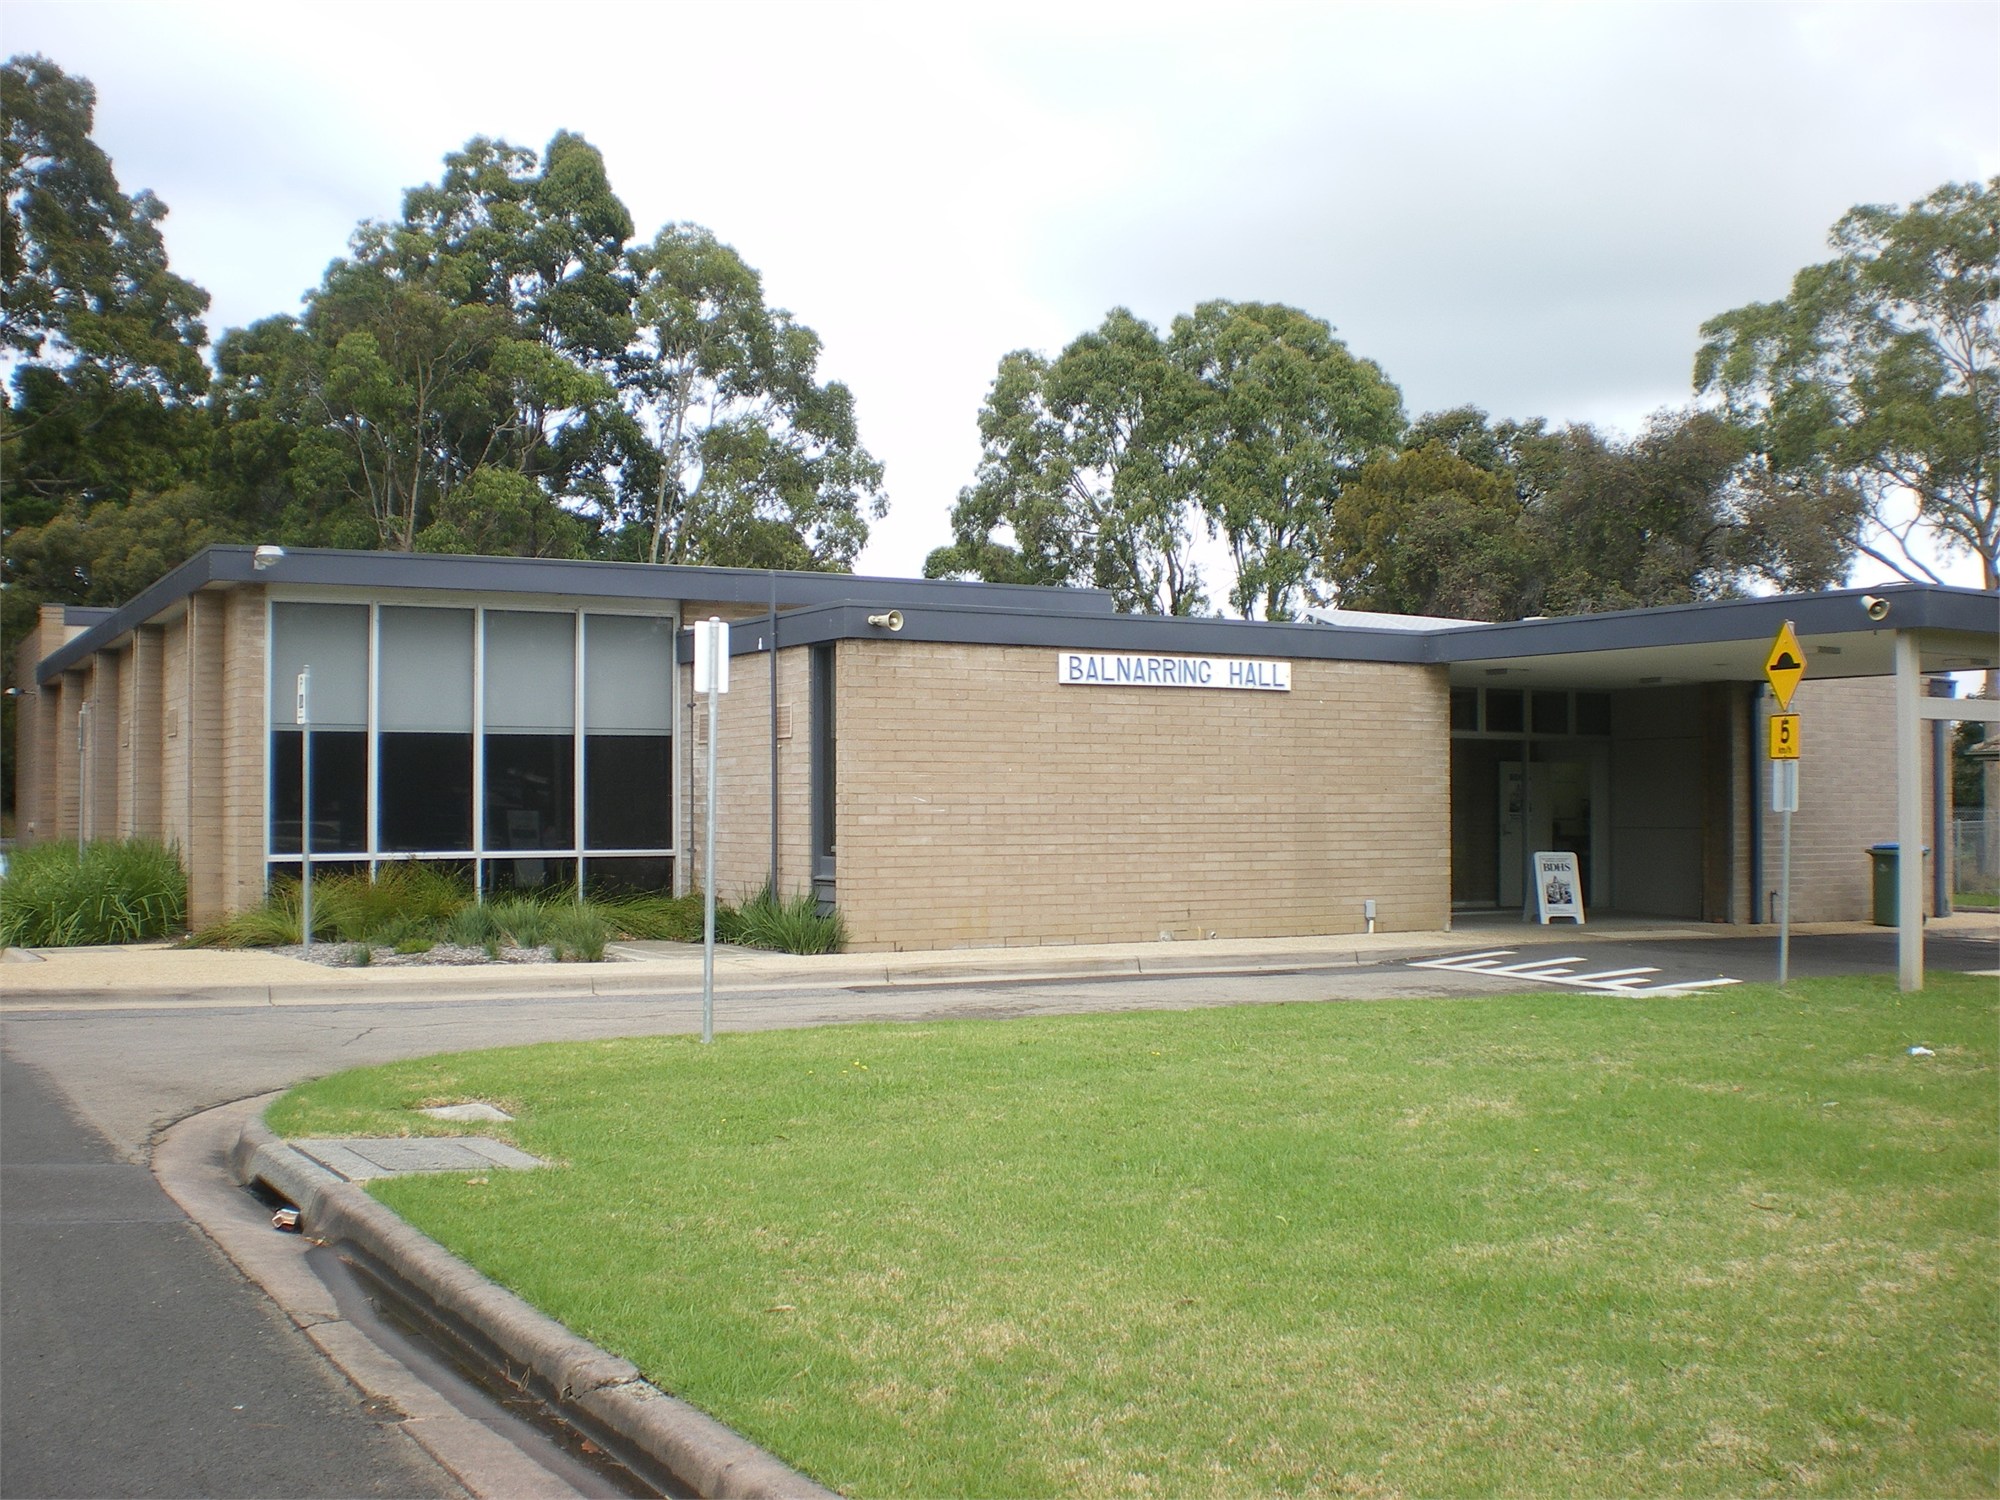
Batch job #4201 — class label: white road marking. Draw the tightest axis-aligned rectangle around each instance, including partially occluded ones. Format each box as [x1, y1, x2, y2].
[1411, 949, 1741, 996]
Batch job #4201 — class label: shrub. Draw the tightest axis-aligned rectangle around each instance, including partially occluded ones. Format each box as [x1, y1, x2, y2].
[485, 897, 550, 950]
[316, 864, 468, 941]
[445, 902, 503, 948]
[190, 882, 304, 947]
[725, 885, 846, 955]
[0, 840, 187, 947]
[543, 903, 610, 963]
[193, 865, 473, 948]
[597, 892, 706, 943]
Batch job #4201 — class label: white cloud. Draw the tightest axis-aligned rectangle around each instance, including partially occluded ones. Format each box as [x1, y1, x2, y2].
[8, 0, 1994, 584]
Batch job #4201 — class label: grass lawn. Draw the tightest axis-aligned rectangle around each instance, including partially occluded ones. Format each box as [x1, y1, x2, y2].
[270, 976, 1999, 1498]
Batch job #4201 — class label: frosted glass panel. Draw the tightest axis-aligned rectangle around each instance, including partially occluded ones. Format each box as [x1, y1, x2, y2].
[484, 611, 575, 732]
[585, 615, 674, 733]
[380, 608, 473, 731]
[270, 603, 367, 731]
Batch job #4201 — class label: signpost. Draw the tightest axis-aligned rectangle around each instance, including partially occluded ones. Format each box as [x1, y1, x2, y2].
[297, 667, 313, 955]
[693, 619, 730, 1044]
[1764, 621, 1806, 985]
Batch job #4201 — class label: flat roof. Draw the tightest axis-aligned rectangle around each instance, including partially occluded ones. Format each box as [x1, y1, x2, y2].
[32, 546, 1998, 691]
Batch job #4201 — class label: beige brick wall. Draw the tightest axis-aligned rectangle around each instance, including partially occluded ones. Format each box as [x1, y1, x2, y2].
[828, 643, 1451, 950]
[84, 650, 120, 843]
[160, 609, 192, 856]
[117, 626, 166, 840]
[218, 587, 268, 918]
[1760, 675, 1939, 922]
[682, 644, 813, 902]
[13, 605, 84, 842]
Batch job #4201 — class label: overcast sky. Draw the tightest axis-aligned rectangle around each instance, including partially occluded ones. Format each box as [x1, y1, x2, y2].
[8, 0, 1997, 585]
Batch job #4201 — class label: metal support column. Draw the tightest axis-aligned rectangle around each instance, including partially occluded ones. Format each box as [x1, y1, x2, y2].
[1894, 631, 1923, 992]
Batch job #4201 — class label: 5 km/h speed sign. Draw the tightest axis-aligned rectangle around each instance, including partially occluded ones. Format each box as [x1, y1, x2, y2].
[1768, 712, 1801, 759]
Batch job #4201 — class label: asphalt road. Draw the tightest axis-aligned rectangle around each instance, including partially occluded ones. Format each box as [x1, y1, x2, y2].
[3, 925, 1993, 1498]
[0, 1051, 460, 1500]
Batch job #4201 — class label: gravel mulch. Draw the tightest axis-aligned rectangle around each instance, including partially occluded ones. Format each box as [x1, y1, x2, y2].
[267, 941, 579, 968]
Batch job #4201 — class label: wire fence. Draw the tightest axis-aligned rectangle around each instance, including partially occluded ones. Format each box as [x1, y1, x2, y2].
[1954, 815, 1997, 902]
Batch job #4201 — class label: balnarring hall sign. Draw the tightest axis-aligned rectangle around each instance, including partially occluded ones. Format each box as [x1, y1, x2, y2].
[1057, 651, 1291, 692]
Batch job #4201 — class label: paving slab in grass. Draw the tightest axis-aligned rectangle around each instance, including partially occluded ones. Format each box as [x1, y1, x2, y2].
[290, 1136, 544, 1182]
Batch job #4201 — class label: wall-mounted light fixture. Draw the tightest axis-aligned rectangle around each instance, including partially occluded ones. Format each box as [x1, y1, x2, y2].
[253, 545, 286, 571]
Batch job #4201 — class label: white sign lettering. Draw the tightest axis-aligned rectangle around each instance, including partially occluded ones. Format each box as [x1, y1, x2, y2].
[1056, 651, 1291, 692]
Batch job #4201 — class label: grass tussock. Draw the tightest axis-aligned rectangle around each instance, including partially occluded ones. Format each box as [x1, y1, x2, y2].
[720, 885, 846, 955]
[0, 840, 187, 947]
[191, 871, 836, 960]
[272, 975, 2000, 1498]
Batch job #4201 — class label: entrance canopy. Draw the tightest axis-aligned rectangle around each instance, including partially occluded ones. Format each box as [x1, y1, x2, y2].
[1420, 584, 1998, 690]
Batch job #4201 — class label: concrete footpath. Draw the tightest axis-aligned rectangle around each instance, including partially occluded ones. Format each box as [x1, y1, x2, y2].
[13, 912, 1993, 1010]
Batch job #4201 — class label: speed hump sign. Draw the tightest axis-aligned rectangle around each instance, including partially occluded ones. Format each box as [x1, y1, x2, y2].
[1765, 620, 1807, 710]
[1768, 712, 1801, 760]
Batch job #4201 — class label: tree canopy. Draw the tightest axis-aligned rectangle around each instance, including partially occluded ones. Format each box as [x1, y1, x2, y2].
[926, 309, 1207, 614]
[613, 223, 885, 571]
[1695, 178, 1999, 590]
[928, 302, 1401, 617]
[2, 53, 211, 530]
[1326, 407, 1862, 620]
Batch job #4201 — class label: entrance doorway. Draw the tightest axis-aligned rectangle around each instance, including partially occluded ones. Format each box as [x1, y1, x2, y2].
[1497, 755, 1605, 910]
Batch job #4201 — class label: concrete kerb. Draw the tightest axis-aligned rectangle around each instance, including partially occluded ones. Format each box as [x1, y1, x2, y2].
[232, 1116, 838, 1500]
[10, 914, 1993, 1011]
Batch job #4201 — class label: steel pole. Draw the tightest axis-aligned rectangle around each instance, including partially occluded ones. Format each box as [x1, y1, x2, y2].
[702, 674, 718, 1044]
[1777, 805, 1791, 988]
[301, 720, 314, 955]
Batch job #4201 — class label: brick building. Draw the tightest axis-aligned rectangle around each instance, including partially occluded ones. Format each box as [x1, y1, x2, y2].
[13, 546, 1996, 955]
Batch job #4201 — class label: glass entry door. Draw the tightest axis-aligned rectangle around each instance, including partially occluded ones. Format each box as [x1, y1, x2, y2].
[1497, 751, 1607, 911]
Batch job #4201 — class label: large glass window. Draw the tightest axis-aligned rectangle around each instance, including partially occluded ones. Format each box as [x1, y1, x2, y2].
[584, 614, 674, 849]
[379, 607, 474, 852]
[269, 603, 368, 854]
[483, 611, 575, 852]
[267, 602, 677, 894]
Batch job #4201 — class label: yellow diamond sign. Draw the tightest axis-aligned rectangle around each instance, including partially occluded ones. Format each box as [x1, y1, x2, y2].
[1765, 620, 1807, 710]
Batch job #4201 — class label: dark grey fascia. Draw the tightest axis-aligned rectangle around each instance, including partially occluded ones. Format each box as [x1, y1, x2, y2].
[34, 545, 1117, 684]
[681, 598, 1435, 664]
[1429, 584, 2000, 663]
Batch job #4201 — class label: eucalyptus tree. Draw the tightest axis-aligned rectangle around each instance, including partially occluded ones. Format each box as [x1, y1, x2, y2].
[212, 133, 630, 556]
[1696, 178, 1999, 590]
[1170, 301, 1404, 619]
[613, 223, 885, 570]
[1, 53, 211, 525]
[927, 308, 1208, 614]
[1, 53, 217, 815]
[1327, 441, 1541, 619]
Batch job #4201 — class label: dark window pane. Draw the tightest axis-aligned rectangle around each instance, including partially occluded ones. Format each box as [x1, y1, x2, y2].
[484, 734, 574, 849]
[1532, 691, 1570, 735]
[1485, 689, 1524, 734]
[482, 857, 576, 896]
[585, 856, 673, 897]
[1575, 692, 1612, 736]
[585, 735, 672, 849]
[1450, 688, 1479, 732]
[270, 730, 367, 854]
[380, 733, 473, 851]
[812, 645, 836, 860]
